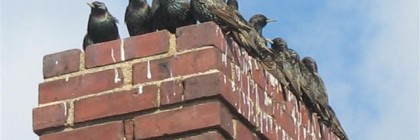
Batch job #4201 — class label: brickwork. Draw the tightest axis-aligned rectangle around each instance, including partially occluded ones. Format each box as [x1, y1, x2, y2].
[33, 22, 341, 140]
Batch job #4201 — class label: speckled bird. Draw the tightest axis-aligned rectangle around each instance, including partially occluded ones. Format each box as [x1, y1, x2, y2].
[271, 38, 303, 100]
[226, 0, 238, 10]
[83, 1, 120, 50]
[249, 14, 276, 36]
[151, 0, 196, 33]
[191, 0, 272, 59]
[125, 0, 154, 36]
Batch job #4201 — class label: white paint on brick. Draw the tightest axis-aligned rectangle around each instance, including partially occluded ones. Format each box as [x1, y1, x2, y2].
[147, 60, 152, 79]
[120, 39, 125, 61]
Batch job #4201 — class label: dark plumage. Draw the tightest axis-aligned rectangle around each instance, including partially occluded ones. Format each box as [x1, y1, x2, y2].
[226, 0, 238, 10]
[125, 0, 154, 36]
[301, 57, 348, 140]
[191, 0, 272, 59]
[151, 0, 196, 33]
[83, 1, 120, 50]
[249, 14, 276, 36]
[271, 38, 303, 100]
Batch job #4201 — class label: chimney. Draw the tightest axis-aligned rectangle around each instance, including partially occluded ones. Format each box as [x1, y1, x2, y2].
[33, 22, 341, 140]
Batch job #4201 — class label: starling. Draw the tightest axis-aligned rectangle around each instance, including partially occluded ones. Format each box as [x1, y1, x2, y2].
[84, 1, 120, 50]
[191, 0, 272, 59]
[271, 38, 303, 100]
[125, 0, 154, 36]
[151, 0, 196, 33]
[226, 0, 238, 10]
[249, 14, 276, 36]
[83, 34, 94, 50]
[325, 105, 349, 140]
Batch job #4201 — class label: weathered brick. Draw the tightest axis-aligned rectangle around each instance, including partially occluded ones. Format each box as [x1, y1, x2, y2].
[74, 86, 158, 123]
[132, 48, 225, 84]
[183, 73, 223, 100]
[124, 30, 170, 60]
[43, 49, 81, 78]
[235, 120, 257, 140]
[85, 39, 123, 68]
[39, 68, 124, 104]
[124, 120, 134, 140]
[160, 80, 184, 105]
[33, 103, 67, 134]
[133, 101, 233, 139]
[181, 131, 225, 140]
[40, 121, 124, 140]
[176, 22, 226, 52]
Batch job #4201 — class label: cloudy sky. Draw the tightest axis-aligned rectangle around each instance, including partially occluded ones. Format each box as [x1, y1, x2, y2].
[2, 0, 419, 139]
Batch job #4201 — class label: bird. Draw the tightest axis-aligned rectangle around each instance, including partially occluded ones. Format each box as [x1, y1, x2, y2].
[301, 57, 348, 140]
[248, 14, 276, 36]
[83, 1, 120, 50]
[271, 38, 303, 101]
[125, 0, 155, 36]
[325, 105, 349, 140]
[83, 34, 94, 49]
[190, 0, 272, 59]
[226, 0, 238, 10]
[151, 0, 196, 33]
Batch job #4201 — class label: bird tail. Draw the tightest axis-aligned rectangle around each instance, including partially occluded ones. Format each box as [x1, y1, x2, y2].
[325, 105, 349, 140]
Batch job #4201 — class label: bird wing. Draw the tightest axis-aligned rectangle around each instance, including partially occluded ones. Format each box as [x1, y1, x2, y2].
[206, 4, 252, 31]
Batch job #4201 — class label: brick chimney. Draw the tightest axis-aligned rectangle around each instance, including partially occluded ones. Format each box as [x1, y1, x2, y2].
[33, 22, 341, 140]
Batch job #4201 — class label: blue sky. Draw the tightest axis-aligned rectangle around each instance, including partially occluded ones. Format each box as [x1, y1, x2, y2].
[2, 0, 419, 139]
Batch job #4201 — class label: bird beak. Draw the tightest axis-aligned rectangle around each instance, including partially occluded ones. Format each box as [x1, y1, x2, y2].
[266, 19, 276, 23]
[265, 38, 274, 44]
[87, 3, 94, 8]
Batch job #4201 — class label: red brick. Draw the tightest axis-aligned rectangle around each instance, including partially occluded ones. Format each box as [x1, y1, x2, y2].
[176, 22, 226, 52]
[40, 121, 124, 140]
[235, 120, 257, 140]
[132, 48, 225, 84]
[133, 101, 233, 139]
[124, 120, 134, 140]
[171, 48, 223, 77]
[39, 69, 124, 104]
[43, 49, 81, 78]
[85, 39, 123, 68]
[160, 80, 184, 105]
[183, 73, 224, 100]
[74, 86, 158, 123]
[124, 30, 170, 60]
[33, 103, 67, 134]
[182, 131, 225, 140]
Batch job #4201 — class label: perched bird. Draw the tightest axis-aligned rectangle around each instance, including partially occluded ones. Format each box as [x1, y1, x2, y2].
[83, 34, 94, 48]
[84, 1, 120, 50]
[226, 0, 238, 10]
[249, 14, 276, 36]
[125, 0, 154, 36]
[271, 38, 303, 101]
[325, 105, 349, 140]
[301, 57, 348, 140]
[191, 0, 272, 59]
[151, 0, 196, 33]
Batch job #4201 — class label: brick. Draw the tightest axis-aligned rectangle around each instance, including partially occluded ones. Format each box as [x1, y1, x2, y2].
[43, 49, 81, 78]
[85, 39, 123, 68]
[160, 80, 184, 105]
[33, 103, 67, 134]
[124, 120, 134, 140]
[39, 68, 124, 104]
[181, 131, 225, 140]
[176, 22, 226, 52]
[133, 101, 233, 139]
[183, 73, 223, 100]
[124, 30, 170, 60]
[235, 120, 257, 140]
[132, 48, 225, 84]
[40, 121, 124, 140]
[74, 86, 158, 123]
